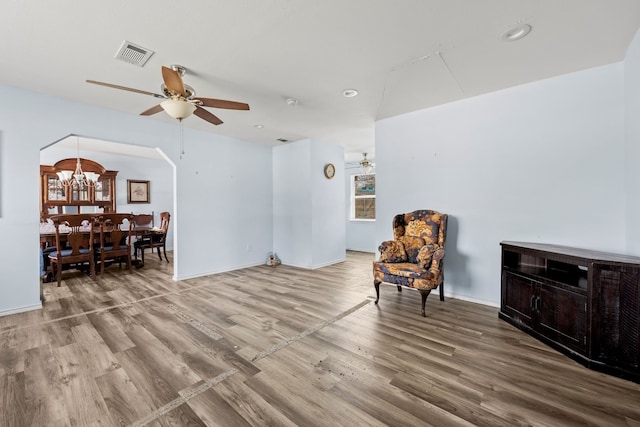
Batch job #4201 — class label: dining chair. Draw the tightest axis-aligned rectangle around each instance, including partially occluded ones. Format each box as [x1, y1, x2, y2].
[132, 212, 154, 228]
[134, 211, 170, 263]
[95, 213, 134, 275]
[48, 214, 96, 287]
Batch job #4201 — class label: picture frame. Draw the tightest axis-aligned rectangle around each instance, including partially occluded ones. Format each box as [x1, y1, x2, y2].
[127, 179, 150, 204]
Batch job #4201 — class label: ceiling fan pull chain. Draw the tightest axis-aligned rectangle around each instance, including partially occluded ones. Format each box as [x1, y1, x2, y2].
[179, 118, 185, 159]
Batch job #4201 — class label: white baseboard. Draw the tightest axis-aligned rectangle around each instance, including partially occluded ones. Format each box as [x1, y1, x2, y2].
[309, 257, 347, 270]
[444, 292, 500, 308]
[175, 261, 265, 281]
[0, 302, 42, 317]
[281, 257, 347, 270]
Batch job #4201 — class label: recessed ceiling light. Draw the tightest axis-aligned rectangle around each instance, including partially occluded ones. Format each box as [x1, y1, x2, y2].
[254, 124, 264, 129]
[342, 89, 359, 98]
[286, 98, 298, 106]
[501, 24, 532, 42]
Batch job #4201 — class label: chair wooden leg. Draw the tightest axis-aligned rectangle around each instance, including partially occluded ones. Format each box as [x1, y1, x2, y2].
[397, 285, 402, 292]
[157, 247, 162, 261]
[54, 261, 62, 287]
[419, 289, 432, 317]
[439, 283, 445, 301]
[374, 281, 380, 305]
[163, 244, 168, 263]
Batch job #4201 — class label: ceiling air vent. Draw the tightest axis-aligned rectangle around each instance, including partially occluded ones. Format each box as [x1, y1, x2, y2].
[114, 41, 154, 67]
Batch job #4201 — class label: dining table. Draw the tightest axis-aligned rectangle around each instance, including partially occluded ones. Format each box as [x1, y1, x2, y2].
[40, 224, 158, 268]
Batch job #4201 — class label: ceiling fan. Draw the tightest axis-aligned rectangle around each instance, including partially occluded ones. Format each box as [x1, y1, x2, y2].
[86, 65, 249, 125]
[347, 153, 375, 173]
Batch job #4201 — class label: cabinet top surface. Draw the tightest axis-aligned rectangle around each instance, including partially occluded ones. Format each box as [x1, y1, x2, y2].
[501, 241, 640, 265]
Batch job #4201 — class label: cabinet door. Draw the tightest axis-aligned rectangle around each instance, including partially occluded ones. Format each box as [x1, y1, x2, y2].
[592, 265, 640, 370]
[537, 283, 587, 353]
[93, 177, 112, 202]
[502, 272, 535, 328]
[43, 173, 68, 203]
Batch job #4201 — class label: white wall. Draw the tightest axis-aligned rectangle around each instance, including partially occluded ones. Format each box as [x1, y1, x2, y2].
[0, 85, 273, 316]
[273, 140, 312, 267]
[376, 63, 627, 306]
[40, 146, 175, 250]
[311, 140, 346, 267]
[273, 139, 345, 269]
[625, 29, 640, 253]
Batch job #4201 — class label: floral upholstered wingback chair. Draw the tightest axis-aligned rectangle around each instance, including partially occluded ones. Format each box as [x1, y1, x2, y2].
[373, 210, 448, 317]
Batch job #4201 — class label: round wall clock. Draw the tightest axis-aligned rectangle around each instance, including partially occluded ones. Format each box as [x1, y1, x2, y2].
[324, 163, 336, 179]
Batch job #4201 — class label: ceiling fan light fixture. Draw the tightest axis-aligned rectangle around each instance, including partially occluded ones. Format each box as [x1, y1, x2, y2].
[161, 99, 196, 119]
[360, 152, 373, 174]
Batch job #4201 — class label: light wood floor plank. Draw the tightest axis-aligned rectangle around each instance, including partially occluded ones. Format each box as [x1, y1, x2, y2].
[1, 251, 640, 426]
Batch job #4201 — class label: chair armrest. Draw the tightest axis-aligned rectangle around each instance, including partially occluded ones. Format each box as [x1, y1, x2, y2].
[378, 240, 407, 263]
[424, 247, 446, 278]
[417, 243, 439, 268]
[417, 243, 445, 274]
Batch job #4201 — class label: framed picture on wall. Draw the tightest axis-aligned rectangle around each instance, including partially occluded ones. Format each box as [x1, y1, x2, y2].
[127, 180, 150, 203]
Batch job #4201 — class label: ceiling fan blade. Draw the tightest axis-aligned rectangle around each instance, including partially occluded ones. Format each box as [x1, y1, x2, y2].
[161, 66, 186, 97]
[140, 104, 164, 116]
[193, 106, 223, 125]
[194, 97, 250, 110]
[86, 80, 165, 98]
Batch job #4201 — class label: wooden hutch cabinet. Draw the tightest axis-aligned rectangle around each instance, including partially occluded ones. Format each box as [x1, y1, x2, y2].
[40, 158, 118, 218]
[500, 241, 640, 383]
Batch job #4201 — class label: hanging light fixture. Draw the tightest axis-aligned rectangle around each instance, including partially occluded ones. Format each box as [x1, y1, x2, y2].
[57, 136, 100, 188]
[360, 153, 373, 174]
[158, 99, 196, 158]
[160, 99, 196, 120]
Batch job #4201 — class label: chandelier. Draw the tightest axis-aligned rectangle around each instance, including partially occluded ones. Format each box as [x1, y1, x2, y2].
[56, 136, 100, 188]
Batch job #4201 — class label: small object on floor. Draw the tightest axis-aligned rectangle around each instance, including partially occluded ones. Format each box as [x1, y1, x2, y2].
[266, 252, 281, 267]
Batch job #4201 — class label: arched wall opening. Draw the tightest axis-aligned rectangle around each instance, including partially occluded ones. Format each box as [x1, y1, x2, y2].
[39, 134, 177, 278]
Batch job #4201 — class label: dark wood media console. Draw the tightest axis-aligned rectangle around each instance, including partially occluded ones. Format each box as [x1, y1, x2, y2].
[499, 241, 640, 383]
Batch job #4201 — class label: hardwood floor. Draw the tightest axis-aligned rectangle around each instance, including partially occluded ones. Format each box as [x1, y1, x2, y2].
[2, 251, 640, 426]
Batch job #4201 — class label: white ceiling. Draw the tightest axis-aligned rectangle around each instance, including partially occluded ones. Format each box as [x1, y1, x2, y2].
[3, 1, 640, 163]
[46, 135, 167, 161]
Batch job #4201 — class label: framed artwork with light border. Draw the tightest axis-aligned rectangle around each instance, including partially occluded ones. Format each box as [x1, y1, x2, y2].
[127, 179, 150, 204]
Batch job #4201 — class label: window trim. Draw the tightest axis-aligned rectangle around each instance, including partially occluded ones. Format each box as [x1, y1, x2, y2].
[350, 173, 376, 221]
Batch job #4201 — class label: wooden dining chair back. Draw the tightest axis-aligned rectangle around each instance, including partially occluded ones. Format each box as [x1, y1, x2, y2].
[132, 212, 154, 228]
[48, 214, 96, 287]
[96, 213, 134, 274]
[134, 211, 170, 263]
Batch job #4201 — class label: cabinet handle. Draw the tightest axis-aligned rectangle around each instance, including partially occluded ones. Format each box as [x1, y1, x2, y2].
[536, 296, 541, 311]
[530, 295, 536, 310]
